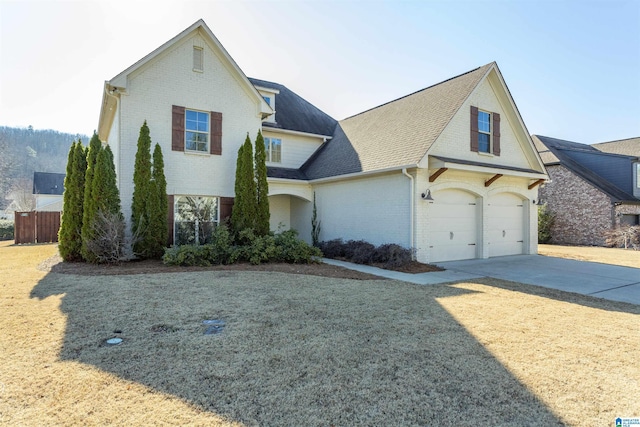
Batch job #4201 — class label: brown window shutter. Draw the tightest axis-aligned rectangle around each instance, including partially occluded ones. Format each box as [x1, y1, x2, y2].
[167, 195, 174, 246]
[470, 106, 479, 152]
[210, 111, 222, 155]
[492, 113, 501, 156]
[172, 106, 185, 151]
[219, 197, 234, 223]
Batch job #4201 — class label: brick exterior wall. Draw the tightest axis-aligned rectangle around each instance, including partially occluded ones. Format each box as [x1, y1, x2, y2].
[613, 203, 640, 227]
[539, 165, 612, 246]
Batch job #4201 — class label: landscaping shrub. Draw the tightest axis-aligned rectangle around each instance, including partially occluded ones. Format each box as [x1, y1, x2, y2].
[273, 229, 322, 263]
[538, 203, 555, 244]
[373, 243, 414, 268]
[318, 239, 414, 269]
[83, 210, 135, 263]
[0, 219, 14, 240]
[162, 225, 322, 266]
[163, 244, 211, 267]
[318, 239, 345, 258]
[351, 241, 376, 264]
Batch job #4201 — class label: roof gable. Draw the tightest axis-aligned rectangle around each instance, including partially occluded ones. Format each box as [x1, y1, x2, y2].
[303, 63, 493, 180]
[425, 64, 547, 174]
[533, 135, 638, 201]
[592, 137, 640, 157]
[248, 78, 337, 136]
[98, 20, 271, 140]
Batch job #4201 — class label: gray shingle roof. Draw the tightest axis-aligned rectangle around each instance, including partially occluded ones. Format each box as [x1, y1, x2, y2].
[248, 78, 337, 136]
[302, 63, 493, 180]
[266, 166, 308, 180]
[533, 135, 638, 202]
[592, 137, 640, 157]
[33, 172, 65, 195]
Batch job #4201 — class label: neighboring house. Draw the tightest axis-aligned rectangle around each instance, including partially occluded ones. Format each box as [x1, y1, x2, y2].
[33, 172, 65, 212]
[97, 19, 548, 263]
[533, 135, 640, 246]
[592, 137, 640, 157]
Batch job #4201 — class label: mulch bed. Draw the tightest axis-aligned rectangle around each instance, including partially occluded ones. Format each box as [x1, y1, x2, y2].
[39, 254, 443, 279]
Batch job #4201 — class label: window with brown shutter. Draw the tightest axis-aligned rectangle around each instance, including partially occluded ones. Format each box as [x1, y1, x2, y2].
[470, 106, 479, 152]
[172, 106, 185, 151]
[219, 197, 234, 222]
[210, 111, 222, 155]
[492, 113, 501, 156]
[167, 194, 174, 245]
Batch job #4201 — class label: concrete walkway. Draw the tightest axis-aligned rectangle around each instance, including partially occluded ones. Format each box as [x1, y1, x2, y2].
[323, 255, 640, 305]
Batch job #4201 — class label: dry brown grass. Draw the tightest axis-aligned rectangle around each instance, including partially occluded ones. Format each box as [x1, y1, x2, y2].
[539, 243, 640, 268]
[2, 240, 639, 426]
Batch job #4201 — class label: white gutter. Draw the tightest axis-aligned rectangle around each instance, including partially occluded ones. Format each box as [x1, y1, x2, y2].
[402, 168, 415, 255]
[262, 126, 333, 140]
[311, 164, 418, 184]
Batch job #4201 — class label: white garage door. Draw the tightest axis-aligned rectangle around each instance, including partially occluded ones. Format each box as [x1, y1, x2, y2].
[429, 189, 478, 262]
[487, 193, 525, 257]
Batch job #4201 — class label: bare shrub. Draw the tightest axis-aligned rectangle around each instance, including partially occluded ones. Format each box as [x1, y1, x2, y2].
[351, 241, 376, 264]
[318, 239, 345, 258]
[84, 210, 140, 263]
[604, 225, 640, 250]
[373, 243, 414, 269]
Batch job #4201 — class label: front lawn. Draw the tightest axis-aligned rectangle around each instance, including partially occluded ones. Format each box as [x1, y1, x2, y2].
[539, 243, 640, 268]
[1, 241, 638, 426]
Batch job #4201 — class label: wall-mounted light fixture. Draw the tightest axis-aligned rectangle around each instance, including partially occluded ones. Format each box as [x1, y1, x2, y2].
[421, 189, 434, 201]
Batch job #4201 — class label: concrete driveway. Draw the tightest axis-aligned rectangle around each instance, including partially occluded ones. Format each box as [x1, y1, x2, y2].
[437, 255, 640, 305]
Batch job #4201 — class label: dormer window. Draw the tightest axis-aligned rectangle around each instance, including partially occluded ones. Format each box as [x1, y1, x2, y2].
[636, 163, 640, 189]
[263, 96, 271, 106]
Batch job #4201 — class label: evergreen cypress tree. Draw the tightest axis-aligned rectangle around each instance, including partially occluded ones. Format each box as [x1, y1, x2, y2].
[132, 121, 152, 256]
[81, 145, 124, 263]
[231, 142, 246, 233]
[81, 132, 102, 260]
[92, 145, 122, 216]
[254, 130, 270, 236]
[59, 141, 86, 261]
[146, 143, 168, 258]
[242, 135, 258, 226]
[231, 134, 258, 236]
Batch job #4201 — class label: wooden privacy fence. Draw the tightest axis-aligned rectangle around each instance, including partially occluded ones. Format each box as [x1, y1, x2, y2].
[14, 211, 61, 244]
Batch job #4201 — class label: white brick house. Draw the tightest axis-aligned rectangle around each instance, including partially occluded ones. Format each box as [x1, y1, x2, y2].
[97, 20, 548, 263]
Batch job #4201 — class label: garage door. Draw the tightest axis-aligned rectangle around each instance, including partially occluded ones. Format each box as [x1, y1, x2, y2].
[487, 193, 525, 257]
[429, 189, 478, 262]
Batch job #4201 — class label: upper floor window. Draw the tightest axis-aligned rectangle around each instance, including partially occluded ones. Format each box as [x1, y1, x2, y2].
[636, 164, 640, 189]
[262, 96, 271, 106]
[264, 137, 281, 163]
[470, 106, 500, 156]
[185, 109, 209, 152]
[478, 111, 491, 153]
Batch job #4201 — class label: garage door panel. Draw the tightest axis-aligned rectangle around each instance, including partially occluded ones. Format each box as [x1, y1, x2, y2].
[429, 189, 478, 262]
[488, 193, 525, 257]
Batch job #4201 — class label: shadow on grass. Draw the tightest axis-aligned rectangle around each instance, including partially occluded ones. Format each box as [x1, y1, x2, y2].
[31, 270, 564, 426]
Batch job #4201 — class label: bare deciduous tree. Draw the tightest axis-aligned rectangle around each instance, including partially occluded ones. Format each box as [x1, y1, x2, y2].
[7, 178, 36, 212]
[604, 225, 640, 250]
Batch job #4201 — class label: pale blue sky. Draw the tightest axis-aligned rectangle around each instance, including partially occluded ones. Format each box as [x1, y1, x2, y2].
[1, 0, 638, 144]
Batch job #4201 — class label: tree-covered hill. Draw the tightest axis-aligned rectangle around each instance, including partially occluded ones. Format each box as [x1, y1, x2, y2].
[0, 126, 90, 210]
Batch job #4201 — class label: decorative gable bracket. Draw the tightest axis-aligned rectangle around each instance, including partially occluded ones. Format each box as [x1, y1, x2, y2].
[429, 168, 448, 183]
[528, 179, 545, 190]
[484, 174, 503, 187]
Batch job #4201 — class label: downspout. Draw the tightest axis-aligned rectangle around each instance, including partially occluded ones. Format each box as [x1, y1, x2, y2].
[103, 85, 120, 189]
[402, 168, 415, 255]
